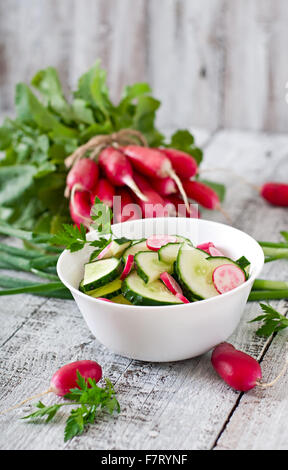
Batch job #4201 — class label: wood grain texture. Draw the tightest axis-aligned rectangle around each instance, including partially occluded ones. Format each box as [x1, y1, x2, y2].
[0, 0, 288, 131]
[0, 128, 288, 450]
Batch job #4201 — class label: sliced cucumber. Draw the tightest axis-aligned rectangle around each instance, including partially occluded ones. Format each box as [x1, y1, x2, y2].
[134, 251, 172, 283]
[158, 243, 182, 264]
[174, 235, 193, 245]
[81, 257, 123, 292]
[110, 294, 133, 305]
[176, 244, 219, 300]
[122, 271, 184, 306]
[86, 278, 122, 299]
[122, 239, 150, 261]
[98, 238, 132, 259]
[236, 255, 251, 279]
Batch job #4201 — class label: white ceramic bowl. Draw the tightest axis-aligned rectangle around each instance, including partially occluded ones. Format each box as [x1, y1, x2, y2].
[57, 217, 264, 362]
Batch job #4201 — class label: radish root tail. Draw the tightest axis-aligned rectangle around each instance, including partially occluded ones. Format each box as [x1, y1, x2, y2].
[168, 169, 191, 214]
[0, 389, 52, 415]
[257, 353, 288, 389]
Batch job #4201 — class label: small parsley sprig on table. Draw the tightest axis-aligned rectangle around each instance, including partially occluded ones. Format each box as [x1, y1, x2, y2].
[21, 371, 120, 442]
[250, 303, 288, 337]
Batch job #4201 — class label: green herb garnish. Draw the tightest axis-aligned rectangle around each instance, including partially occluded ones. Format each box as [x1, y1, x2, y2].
[21, 371, 120, 442]
[249, 303, 288, 337]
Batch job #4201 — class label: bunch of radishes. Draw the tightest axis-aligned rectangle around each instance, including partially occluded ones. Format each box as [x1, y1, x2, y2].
[65, 143, 221, 228]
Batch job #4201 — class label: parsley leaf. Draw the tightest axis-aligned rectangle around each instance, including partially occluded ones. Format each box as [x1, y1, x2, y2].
[90, 197, 113, 234]
[249, 303, 288, 337]
[50, 223, 87, 252]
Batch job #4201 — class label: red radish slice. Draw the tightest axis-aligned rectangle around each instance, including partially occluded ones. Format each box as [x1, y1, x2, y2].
[175, 293, 190, 304]
[212, 264, 246, 294]
[120, 254, 134, 280]
[96, 241, 113, 260]
[146, 235, 178, 251]
[197, 242, 225, 257]
[197, 242, 215, 253]
[209, 246, 225, 257]
[97, 298, 113, 302]
[160, 272, 183, 296]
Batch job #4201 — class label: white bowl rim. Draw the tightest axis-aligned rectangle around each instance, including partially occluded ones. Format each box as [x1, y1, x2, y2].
[56, 217, 265, 311]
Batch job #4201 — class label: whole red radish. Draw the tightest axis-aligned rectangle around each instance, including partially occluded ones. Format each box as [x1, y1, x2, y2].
[65, 158, 99, 197]
[182, 180, 220, 210]
[113, 187, 141, 223]
[150, 176, 177, 196]
[90, 178, 115, 207]
[122, 145, 191, 212]
[211, 342, 262, 391]
[0, 360, 103, 414]
[260, 183, 288, 207]
[50, 360, 102, 396]
[98, 147, 147, 202]
[165, 194, 200, 218]
[159, 148, 198, 179]
[132, 173, 170, 218]
[69, 190, 92, 227]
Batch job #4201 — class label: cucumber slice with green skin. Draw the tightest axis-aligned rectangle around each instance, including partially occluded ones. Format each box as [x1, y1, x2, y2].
[81, 257, 123, 292]
[134, 251, 172, 284]
[236, 256, 251, 279]
[158, 242, 182, 264]
[122, 239, 150, 262]
[86, 278, 122, 299]
[176, 244, 219, 301]
[110, 294, 133, 305]
[174, 235, 193, 245]
[97, 238, 132, 260]
[122, 271, 184, 306]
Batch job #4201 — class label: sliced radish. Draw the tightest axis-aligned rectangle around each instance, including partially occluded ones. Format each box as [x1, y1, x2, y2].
[97, 298, 113, 302]
[146, 235, 178, 251]
[120, 254, 134, 280]
[212, 264, 246, 294]
[209, 246, 225, 257]
[175, 293, 190, 304]
[96, 241, 113, 260]
[160, 272, 183, 296]
[197, 242, 225, 257]
[196, 242, 215, 254]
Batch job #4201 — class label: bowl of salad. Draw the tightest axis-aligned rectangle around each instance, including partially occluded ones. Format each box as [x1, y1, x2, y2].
[57, 217, 264, 362]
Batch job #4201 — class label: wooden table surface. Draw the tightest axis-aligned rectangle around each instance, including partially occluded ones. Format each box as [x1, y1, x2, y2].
[0, 127, 288, 451]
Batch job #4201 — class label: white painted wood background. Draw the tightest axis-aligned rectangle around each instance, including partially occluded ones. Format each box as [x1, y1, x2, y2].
[0, 125, 288, 450]
[0, 0, 288, 132]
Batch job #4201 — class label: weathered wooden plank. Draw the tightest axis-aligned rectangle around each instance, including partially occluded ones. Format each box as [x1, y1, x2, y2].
[147, 0, 225, 132]
[222, 0, 288, 132]
[70, 0, 148, 103]
[0, 0, 75, 110]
